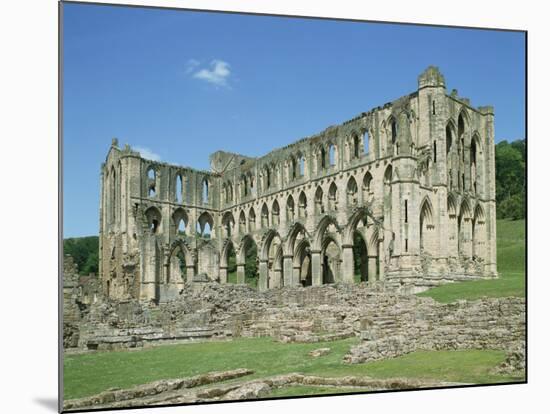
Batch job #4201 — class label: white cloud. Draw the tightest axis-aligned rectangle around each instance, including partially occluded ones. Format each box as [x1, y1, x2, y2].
[189, 59, 231, 87]
[134, 146, 161, 161]
[184, 59, 200, 75]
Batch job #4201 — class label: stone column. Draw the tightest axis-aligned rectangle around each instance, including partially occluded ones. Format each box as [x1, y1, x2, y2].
[258, 260, 269, 291]
[237, 263, 245, 284]
[311, 251, 322, 286]
[341, 245, 355, 284]
[283, 255, 294, 287]
[368, 256, 378, 281]
[293, 265, 301, 286]
[219, 266, 227, 284]
[378, 240, 385, 280]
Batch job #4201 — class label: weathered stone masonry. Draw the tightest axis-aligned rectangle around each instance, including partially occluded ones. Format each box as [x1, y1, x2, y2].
[99, 67, 497, 303]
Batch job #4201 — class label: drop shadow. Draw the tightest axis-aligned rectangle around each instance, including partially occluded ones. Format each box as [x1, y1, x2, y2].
[34, 397, 58, 412]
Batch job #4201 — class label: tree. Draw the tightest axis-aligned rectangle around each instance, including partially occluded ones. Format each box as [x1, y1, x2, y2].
[495, 139, 525, 220]
[63, 236, 99, 275]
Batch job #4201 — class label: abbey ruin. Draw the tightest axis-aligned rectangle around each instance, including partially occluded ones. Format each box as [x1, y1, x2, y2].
[99, 66, 497, 303]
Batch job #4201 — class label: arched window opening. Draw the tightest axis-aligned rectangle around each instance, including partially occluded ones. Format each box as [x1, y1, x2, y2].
[322, 239, 340, 284]
[286, 196, 295, 222]
[176, 174, 183, 203]
[299, 156, 305, 177]
[364, 131, 369, 154]
[291, 158, 297, 180]
[239, 211, 246, 233]
[352, 231, 368, 283]
[261, 204, 269, 227]
[432, 100, 436, 115]
[384, 165, 393, 228]
[353, 135, 360, 158]
[315, 186, 324, 214]
[177, 218, 186, 235]
[298, 192, 307, 219]
[272, 200, 280, 226]
[222, 213, 235, 238]
[226, 243, 238, 284]
[363, 172, 373, 202]
[202, 178, 209, 204]
[145, 207, 161, 234]
[346, 177, 358, 207]
[420, 200, 435, 254]
[110, 167, 116, 223]
[446, 124, 453, 155]
[243, 237, 258, 288]
[248, 208, 256, 231]
[329, 144, 336, 166]
[196, 212, 214, 238]
[321, 147, 327, 169]
[264, 167, 271, 190]
[147, 168, 155, 180]
[391, 120, 398, 144]
[328, 182, 338, 211]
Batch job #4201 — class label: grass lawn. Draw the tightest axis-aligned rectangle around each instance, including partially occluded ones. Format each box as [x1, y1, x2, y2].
[64, 336, 522, 400]
[417, 219, 525, 303]
[267, 385, 368, 398]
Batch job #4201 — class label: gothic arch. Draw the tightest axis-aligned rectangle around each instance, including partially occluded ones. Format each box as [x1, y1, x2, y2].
[166, 239, 194, 284]
[346, 176, 359, 207]
[328, 181, 338, 211]
[286, 194, 295, 222]
[298, 191, 307, 219]
[144, 206, 162, 234]
[313, 215, 340, 251]
[419, 197, 435, 254]
[343, 206, 375, 245]
[271, 199, 281, 225]
[220, 239, 236, 268]
[197, 211, 214, 237]
[248, 206, 257, 231]
[172, 207, 189, 235]
[314, 186, 324, 214]
[261, 202, 270, 227]
[284, 222, 309, 256]
[221, 211, 235, 239]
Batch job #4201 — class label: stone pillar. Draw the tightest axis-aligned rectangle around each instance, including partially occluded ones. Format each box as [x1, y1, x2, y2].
[219, 266, 227, 284]
[341, 245, 355, 283]
[378, 240, 385, 280]
[259, 260, 269, 291]
[186, 265, 195, 284]
[237, 263, 245, 284]
[293, 265, 301, 286]
[283, 255, 294, 287]
[311, 251, 322, 286]
[368, 256, 378, 281]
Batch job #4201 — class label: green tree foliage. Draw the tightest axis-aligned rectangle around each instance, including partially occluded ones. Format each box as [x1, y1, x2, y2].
[63, 236, 99, 275]
[244, 243, 258, 286]
[495, 139, 525, 220]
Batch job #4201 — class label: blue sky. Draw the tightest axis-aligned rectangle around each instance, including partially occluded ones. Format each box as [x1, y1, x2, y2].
[63, 2, 525, 238]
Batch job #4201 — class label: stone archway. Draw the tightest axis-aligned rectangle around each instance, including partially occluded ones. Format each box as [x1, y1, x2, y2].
[321, 236, 341, 284]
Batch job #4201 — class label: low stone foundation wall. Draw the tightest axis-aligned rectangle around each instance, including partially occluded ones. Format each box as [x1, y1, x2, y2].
[64, 280, 524, 359]
[344, 297, 525, 363]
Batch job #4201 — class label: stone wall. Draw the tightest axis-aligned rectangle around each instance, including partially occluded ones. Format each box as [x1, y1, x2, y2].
[65, 279, 524, 359]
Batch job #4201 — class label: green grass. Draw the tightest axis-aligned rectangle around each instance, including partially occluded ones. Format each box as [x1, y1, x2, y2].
[226, 271, 257, 288]
[64, 337, 521, 400]
[267, 385, 368, 398]
[418, 219, 525, 303]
